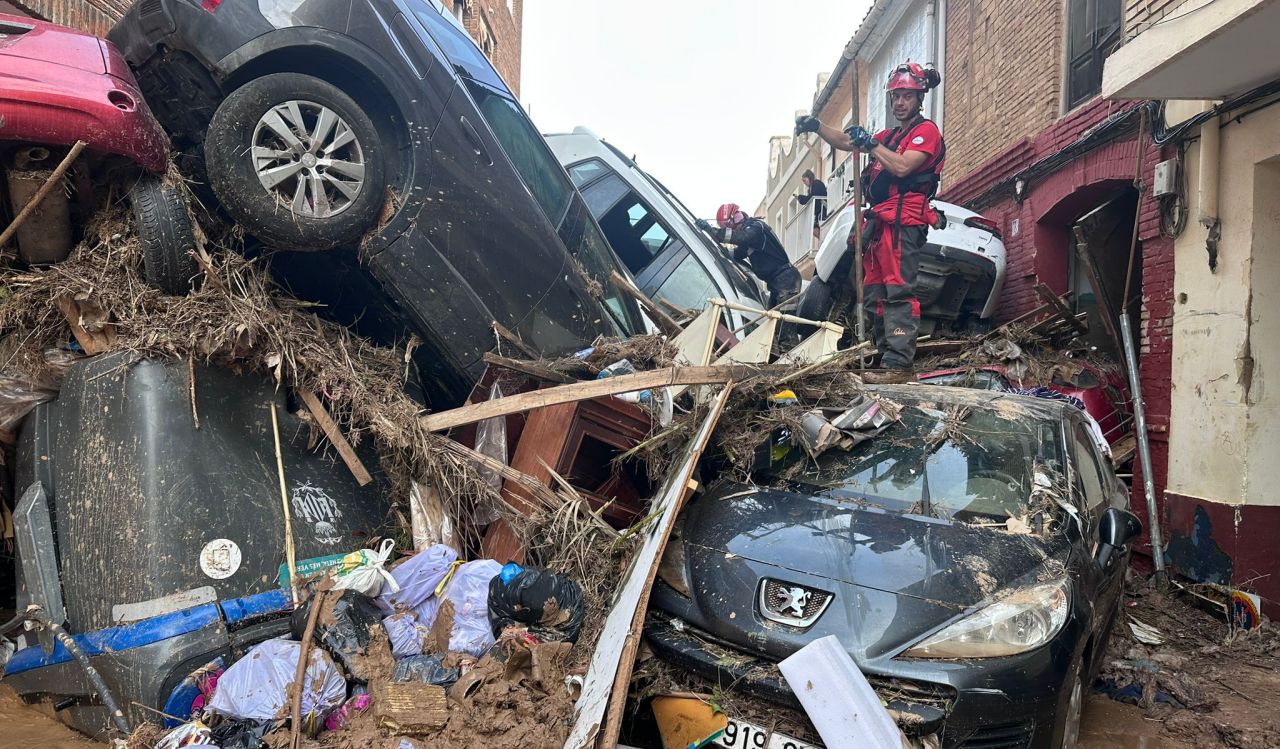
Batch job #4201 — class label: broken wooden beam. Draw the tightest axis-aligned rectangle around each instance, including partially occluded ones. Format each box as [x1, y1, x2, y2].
[1035, 283, 1090, 337]
[481, 351, 574, 384]
[419, 364, 765, 432]
[491, 321, 540, 360]
[56, 297, 113, 355]
[299, 391, 373, 486]
[609, 270, 683, 337]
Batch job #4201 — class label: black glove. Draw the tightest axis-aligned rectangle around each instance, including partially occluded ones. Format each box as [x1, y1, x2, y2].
[846, 125, 875, 149]
[794, 115, 821, 136]
[695, 218, 713, 233]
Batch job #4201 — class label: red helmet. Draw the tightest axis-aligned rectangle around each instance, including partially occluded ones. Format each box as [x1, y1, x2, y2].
[886, 62, 936, 92]
[716, 203, 745, 228]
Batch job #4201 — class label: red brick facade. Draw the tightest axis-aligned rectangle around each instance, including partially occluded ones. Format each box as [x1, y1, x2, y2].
[440, 0, 523, 96]
[940, 97, 1175, 557]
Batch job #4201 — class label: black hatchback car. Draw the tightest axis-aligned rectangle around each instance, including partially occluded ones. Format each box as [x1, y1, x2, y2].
[647, 385, 1141, 749]
[108, 0, 644, 402]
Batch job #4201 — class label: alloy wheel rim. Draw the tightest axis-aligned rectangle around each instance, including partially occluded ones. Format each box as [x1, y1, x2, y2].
[250, 99, 365, 219]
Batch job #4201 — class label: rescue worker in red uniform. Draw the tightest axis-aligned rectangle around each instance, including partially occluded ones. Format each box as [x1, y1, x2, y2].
[795, 62, 945, 370]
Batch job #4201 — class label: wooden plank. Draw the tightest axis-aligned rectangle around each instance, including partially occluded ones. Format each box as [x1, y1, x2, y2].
[1035, 284, 1090, 337]
[1071, 225, 1126, 357]
[566, 386, 733, 749]
[55, 297, 110, 355]
[982, 301, 1054, 340]
[299, 391, 373, 487]
[481, 351, 574, 384]
[482, 401, 579, 563]
[491, 321, 540, 360]
[420, 365, 765, 432]
[609, 270, 682, 337]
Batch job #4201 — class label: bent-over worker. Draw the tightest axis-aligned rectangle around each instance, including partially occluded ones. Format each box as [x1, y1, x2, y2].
[695, 204, 801, 309]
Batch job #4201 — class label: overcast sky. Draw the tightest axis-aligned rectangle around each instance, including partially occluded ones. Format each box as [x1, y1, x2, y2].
[522, 1, 872, 219]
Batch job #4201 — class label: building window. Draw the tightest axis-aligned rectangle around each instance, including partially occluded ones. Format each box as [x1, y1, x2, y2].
[1066, 0, 1122, 109]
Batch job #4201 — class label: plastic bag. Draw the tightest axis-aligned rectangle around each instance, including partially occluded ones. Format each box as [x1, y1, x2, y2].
[383, 612, 427, 658]
[443, 559, 503, 656]
[409, 481, 459, 552]
[155, 721, 211, 749]
[290, 590, 387, 682]
[488, 565, 586, 643]
[207, 719, 272, 749]
[391, 654, 460, 687]
[378, 544, 459, 627]
[331, 538, 399, 597]
[0, 348, 79, 433]
[473, 382, 508, 526]
[207, 638, 346, 723]
[323, 693, 372, 731]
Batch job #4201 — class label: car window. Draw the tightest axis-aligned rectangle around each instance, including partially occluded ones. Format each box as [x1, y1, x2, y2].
[568, 159, 609, 188]
[628, 202, 674, 258]
[652, 250, 716, 315]
[918, 370, 1010, 390]
[768, 403, 1065, 522]
[1072, 423, 1108, 511]
[467, 82, 573, 227]
[570, 212, 640, 336]
[581, 173, 630, 220]
[411, 1, 508, 91]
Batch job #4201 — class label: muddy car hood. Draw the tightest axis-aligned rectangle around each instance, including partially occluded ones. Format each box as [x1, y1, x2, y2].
[655, 482, 1071, 661]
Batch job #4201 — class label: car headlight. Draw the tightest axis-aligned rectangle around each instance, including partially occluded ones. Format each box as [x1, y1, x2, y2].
[902, 580, 1069, 658]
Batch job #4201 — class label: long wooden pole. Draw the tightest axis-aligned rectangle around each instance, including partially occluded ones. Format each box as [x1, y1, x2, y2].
[0, 141, 87, 249]
[849, 67, 867, 352]
[271, 402, 299, 605]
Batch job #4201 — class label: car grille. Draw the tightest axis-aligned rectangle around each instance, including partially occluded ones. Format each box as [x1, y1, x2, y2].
[958, 720, 1035, 749]
[864, 673, 956, 709]
[757, 578, 833, 628]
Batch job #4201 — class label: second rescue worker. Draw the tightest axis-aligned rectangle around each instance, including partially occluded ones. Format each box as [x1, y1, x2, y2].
[795, 62, 945, 371]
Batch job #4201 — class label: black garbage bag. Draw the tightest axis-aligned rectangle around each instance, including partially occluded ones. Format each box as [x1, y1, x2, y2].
[391, 653, 460, 687]
[290, 589, 386, 681]
[487, 566, 585, 643]
[209, 719, 274, 749]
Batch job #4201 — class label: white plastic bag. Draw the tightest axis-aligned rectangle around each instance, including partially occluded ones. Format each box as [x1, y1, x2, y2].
[442, 559, 502, 656]
[383, 612, 427, 658]
[207, 638, 346, 722]
[154, 721, 212, 749]
[473, 383, 508, 526]
[331, 538, 399, 597]
[377, 543, 458, 627]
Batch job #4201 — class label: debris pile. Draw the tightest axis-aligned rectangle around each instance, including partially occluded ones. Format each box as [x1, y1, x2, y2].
[1101, 576, 1280, 747]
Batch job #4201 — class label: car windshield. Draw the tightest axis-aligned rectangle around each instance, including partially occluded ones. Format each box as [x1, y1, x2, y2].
[768, 402, 1064, 522]
[412, 1, 510, 92]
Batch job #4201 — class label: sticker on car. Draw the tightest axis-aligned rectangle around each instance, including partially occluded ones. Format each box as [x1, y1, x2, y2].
[714, 718, 820, 749]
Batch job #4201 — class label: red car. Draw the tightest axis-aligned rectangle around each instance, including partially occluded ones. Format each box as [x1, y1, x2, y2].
[919, 363, 1133, 450]
[0, 13, 194, 292]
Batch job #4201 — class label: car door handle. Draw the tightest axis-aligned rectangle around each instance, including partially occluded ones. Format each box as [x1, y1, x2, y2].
[459, 116, 493, 166]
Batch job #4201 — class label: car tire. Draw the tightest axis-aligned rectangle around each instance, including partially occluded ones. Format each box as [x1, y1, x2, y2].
[796, 276, 835, 333]
[129, 176, 199, 295]
[1059, 659, 1086, 749]
[204, 73, 385, 250]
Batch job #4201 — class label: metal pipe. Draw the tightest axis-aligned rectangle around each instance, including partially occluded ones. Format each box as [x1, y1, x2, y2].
[1119, 314, 1167, 586]
[1196, 106, 1221, 228]
[25, 606, 133, 737]
[935, 0, 948, 132]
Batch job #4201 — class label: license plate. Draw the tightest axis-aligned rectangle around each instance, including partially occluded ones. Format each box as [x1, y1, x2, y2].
[714, 718, 819, 749]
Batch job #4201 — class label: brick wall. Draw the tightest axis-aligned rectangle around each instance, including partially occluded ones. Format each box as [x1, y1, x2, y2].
[441, 0, 523, 96]
[941, 0, 1064, 182]
[4, 0, 125, 35]
[1124, 0, 1186, 39]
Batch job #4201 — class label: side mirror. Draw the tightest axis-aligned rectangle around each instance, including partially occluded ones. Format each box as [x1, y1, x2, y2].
[1096, 507, 1142, 567]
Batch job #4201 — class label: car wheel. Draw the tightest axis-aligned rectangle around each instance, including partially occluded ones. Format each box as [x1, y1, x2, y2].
[796, 277, 834, 334]
[204, 73, 385, 250]
[129, 175, 199, 295]
[1060, 661, 1086, 749]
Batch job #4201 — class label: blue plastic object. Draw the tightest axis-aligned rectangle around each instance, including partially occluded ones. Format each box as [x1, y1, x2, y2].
[498, 562, 524, 584]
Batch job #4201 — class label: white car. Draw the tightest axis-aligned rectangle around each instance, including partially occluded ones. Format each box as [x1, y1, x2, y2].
[800, 199, 1007, 335]
[546, 128, 769, 333]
